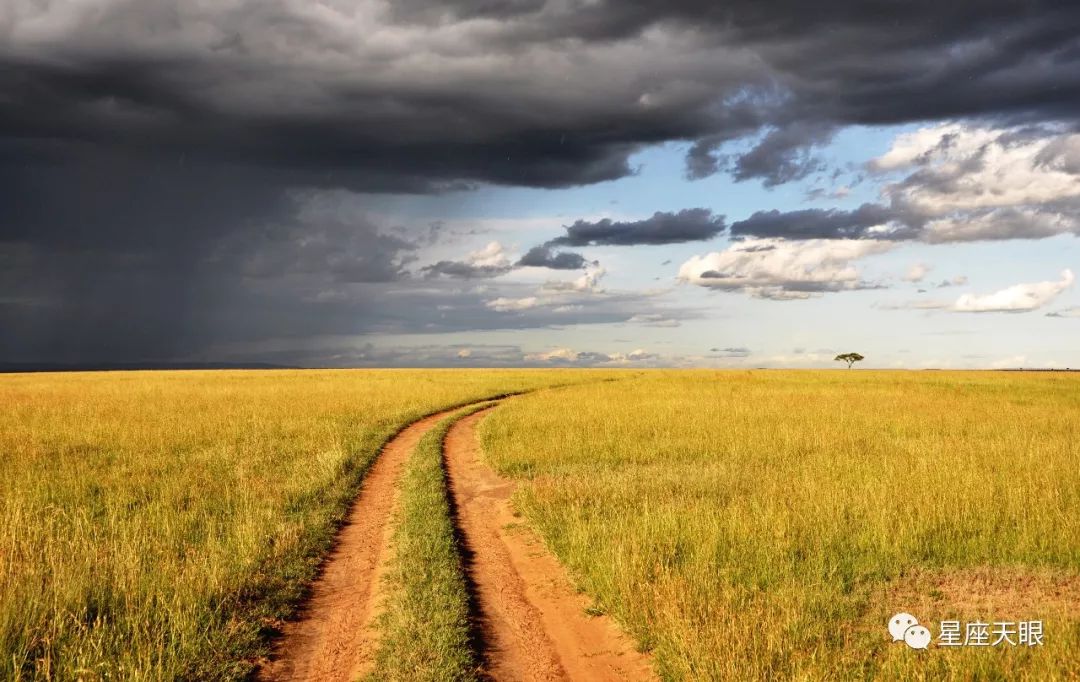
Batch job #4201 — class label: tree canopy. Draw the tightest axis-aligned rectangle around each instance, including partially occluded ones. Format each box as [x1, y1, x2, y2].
[834, 352, 864, 368]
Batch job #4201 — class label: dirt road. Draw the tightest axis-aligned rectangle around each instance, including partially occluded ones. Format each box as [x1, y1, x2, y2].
[258, 408, 457, 682]
[260, 401, 654, 681]
[444, 408, 656, 682]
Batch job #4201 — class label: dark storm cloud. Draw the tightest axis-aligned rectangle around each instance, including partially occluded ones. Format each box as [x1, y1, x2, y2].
[390, 0, 547, 22]
[242, 342, 532, 368]
[730, 204, 911, 240]
[4, 0, 1080, 197]
[517, 245, 593, 270]
[426, 208, 727, 285]
[5, 0, 1080, 362]
[549, 209, 726, 246]
[508, 208, 726, 280]
[222, 213, 418, 284]
[420, 260, 513, 279]
[729, 124, 835, 187]
[0, 187, 416, 363]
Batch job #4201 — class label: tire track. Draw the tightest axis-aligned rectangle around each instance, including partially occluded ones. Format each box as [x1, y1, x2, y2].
[258, 407, 465, 682]
[444, 407, 657, 681]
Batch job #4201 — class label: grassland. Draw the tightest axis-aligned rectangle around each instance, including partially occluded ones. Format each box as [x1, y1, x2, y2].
[480, 370, 1080, 680]
[0, 370, 597, 681]
[5, 368, 1078, 680]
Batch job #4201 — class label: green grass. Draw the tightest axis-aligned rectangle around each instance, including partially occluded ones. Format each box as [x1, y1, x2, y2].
[0, 369, 604, 681]
[368, 404, 493, 682]
[480, 370, 1080, 680]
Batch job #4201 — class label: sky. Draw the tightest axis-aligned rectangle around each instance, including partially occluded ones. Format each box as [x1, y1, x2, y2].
[2, 1, 1079, 368]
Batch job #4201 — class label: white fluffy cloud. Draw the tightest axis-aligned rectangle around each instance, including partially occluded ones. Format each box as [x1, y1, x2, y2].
[524, 347, 657, 364]
[485, 295, 540, 312]
[486, 264, 608, 312]
[525, 347, 581, 362]
[421, 240, 516, 279]
[952, 269, 1074, 313]
[539, 266, 608, 294]
[678, 238, 892, 299]
[873, 124, 1080, 242]
[467, 241, 512, 269]
[903, 262, 931, 282]
[876, 124, 1080, 211]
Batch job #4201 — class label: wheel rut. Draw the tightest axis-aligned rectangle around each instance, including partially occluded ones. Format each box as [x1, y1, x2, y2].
[444, 407, 656, 682]
[258, 408, 460, 682]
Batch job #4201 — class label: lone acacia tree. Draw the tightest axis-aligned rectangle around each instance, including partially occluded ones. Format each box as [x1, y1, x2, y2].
[835, 352, 864, 369]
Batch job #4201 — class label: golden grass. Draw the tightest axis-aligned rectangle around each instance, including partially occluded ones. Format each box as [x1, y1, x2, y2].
[0, 369, 598, 681]
[480, 370, 1080, 680]
[7, 368, 1077, 680]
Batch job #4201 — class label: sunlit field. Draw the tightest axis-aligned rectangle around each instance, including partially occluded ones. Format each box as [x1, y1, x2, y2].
[481, 371, 1080, 680]
[4, 369, 1079, 680]
[0, 370, 595, 681]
